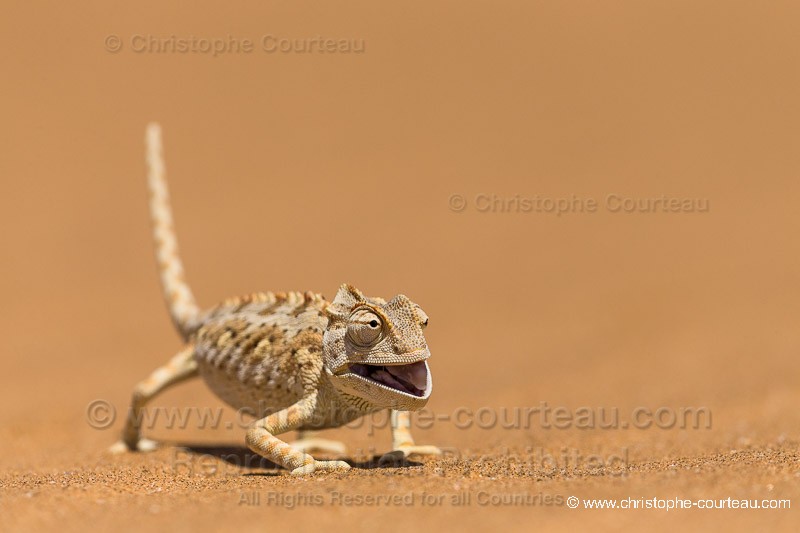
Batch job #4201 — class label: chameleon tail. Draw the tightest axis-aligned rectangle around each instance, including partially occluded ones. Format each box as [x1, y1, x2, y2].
[145, 122, 200, 339]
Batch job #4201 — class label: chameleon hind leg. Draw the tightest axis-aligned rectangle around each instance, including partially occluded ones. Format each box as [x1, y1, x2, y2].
[246, 393, 350, 475]
[110, 345, 199, 453]
[289, 430, 347, 456]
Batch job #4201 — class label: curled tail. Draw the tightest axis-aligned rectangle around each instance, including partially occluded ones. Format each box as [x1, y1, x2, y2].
[145, 123, 200, 339]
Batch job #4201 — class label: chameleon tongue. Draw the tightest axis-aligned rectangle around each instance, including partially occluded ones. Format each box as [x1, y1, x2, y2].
[385, 361, 427, 391]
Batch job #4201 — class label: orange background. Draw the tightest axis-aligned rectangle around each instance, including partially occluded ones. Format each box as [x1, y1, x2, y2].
[1, 1, 799, 531]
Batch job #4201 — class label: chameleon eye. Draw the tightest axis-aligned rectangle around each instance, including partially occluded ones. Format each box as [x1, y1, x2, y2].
[348, 309, 383, 346]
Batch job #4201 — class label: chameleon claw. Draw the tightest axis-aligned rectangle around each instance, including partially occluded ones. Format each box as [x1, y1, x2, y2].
[108, 441, 129, 455]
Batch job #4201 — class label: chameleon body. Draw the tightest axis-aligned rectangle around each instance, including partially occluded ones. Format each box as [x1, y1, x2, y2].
[112, 124, 440, 475]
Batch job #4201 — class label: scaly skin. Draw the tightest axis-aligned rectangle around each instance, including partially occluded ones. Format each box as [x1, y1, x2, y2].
[111, 123, 441, 475]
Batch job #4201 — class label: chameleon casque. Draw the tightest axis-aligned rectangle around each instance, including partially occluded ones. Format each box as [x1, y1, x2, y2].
[112, 123, 441, 475]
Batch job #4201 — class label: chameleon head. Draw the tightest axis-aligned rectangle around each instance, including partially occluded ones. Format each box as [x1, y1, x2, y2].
[322, 284, 432, 411]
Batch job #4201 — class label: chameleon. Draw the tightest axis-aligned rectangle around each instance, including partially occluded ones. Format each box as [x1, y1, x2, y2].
[111, 123, 441, 475]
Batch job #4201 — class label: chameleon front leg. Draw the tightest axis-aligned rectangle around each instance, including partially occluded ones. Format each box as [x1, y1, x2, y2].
[387, 410, 442, 457]
[246, 393, 350, 475]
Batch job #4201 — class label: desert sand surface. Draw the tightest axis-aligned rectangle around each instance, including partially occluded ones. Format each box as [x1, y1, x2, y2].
[1, 1, 799, 531]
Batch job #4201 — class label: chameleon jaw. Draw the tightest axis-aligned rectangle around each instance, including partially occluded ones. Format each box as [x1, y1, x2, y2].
[347, 360, 429, 398]
[324, 344, 433, 409]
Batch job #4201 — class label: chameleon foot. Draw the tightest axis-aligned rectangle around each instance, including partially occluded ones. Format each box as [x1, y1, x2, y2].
[108, 437, 161, 454]
[290, 460, 351, 476]
[396, 444, 442, 457]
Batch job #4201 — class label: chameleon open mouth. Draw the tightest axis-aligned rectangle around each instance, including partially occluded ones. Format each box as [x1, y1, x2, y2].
[348, 360, 428, 397]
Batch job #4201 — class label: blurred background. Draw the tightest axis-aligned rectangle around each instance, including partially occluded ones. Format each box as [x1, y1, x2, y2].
[1, 1, 799, 530]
